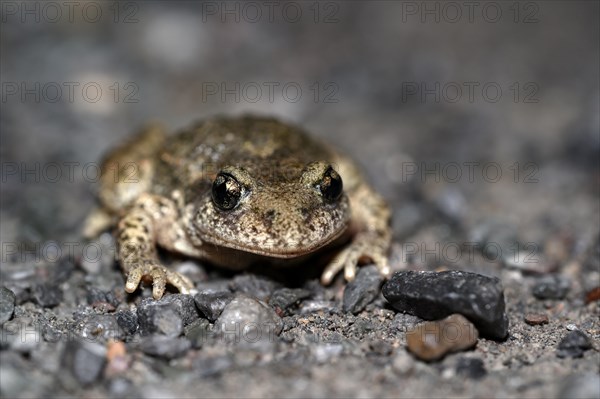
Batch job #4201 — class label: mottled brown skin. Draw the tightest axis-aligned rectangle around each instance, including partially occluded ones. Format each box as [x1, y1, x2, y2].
[85, 116, 391, 299]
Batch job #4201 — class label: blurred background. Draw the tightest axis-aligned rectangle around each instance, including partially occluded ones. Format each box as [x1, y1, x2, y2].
[1, 1, 598, 269]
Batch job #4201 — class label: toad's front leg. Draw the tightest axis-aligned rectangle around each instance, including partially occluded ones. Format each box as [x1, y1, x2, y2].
[117, 193, 200, 299]
[321, 155, 392, 284]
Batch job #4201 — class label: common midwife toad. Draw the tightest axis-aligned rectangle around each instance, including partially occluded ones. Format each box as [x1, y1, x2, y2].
[85, 116, 391, 299]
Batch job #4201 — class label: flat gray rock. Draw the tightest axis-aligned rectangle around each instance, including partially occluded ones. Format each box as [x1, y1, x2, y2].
[382, 270, 509, 340]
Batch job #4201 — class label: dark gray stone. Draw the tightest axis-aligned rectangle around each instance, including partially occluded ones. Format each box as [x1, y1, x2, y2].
[0, 287, 16, 324]
[469, 221, 518, 263]
[32, 283, 62, 308]
[116, 310, 138, 335]
[139, 335, 191, 359]
[86, 287, 119, 307]
[382, 270, 508, 340]
[195, 279, 232, 294]
[269, 288, 311, 314]
[369, 340, 393, 356]
[230, 274, 281, 301]
[532, 274, 571, 300]
[194, 291, 234, 322]
[137, 294, 199, 337]
[184, 318, 213, 348]
[556, 330, 592, 358]
[455, 357, 487, 379]
[62, 340, 107, 386]
[138, 305, 182, 337]
[50, 258, 75, 284]
[342, 266, 383, 314]
[160, 294, 200, 326]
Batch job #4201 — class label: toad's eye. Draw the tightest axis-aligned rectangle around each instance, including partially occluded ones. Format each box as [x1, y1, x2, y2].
[212, 172, 242, 211]
[318, 167, 343, 202]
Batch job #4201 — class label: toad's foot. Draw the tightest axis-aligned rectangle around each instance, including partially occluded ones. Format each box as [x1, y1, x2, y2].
[320, 233, 391, 285]
[125, 263, 194, 300]
[117, 194, 199, 300]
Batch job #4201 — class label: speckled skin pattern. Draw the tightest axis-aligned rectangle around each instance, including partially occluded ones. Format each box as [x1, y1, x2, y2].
[85, 116, 391, 299]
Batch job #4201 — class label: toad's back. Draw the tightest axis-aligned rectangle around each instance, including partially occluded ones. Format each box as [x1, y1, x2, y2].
[151, 116, 335, 197]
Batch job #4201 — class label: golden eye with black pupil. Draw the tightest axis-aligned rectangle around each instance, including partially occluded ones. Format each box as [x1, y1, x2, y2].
[212, 172, 242, 211]
[318, 167, 343, 202]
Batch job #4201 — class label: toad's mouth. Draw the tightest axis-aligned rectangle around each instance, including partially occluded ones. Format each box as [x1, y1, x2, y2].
[196, 224, 349, 259]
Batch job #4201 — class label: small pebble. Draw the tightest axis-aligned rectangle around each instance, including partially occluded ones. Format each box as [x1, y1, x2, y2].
[49, 258, 75, 284]
[139, 335, 191, 359]
[584, 286, 600, 304]
[106, 340, 126, 362]
[532, 274, 570, 300]
[116, 310, 138, 335]
[455, 357, 487, 379]
[159, 294, 200, 326]
[299, 300, 339, 314]
[469, 222, 518, 264]
[137, 294, 199, 337]
[392, 351, 415, 375]
[556, 330, 592, 358]
[194, 291, 234, 322]
[342, 265, 383, 315]
[86, 287, 119, 308]
[229, 274, 281, 301]
[369, 340, 393, 356]
[62, 340, 107, 386]
[42, 323, 62, 342]
[215, 295, 283, 345]
[32, 283, 62, 308]
[184, 318, 212, 348]
[269, 288, 311, 315]
[312, 344, 344, 363]
[3, 321, 40, 353]
[0, 287, 16, 324]
[383, 271, 508, 340]
[80, 315, 124, 341]
[105, 341, 129, 377]
[524, 313, 549, 326]
[566, 324, 578, 331]
[406, 314, 479, 361]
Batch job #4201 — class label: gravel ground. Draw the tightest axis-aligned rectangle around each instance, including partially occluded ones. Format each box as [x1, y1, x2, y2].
[1, 2, 599, 398]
